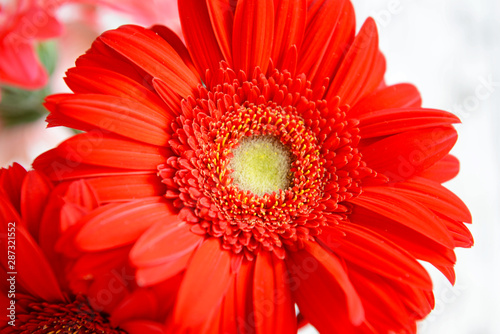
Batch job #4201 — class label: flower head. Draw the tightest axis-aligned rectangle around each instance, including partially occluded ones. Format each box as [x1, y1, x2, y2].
[0, 164, 170, 334]
[34, 0, 473, 332]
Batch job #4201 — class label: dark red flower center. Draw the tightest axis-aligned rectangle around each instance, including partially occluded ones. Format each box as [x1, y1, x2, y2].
[159, 64, 378, 259]
[17, 296, 124, 334]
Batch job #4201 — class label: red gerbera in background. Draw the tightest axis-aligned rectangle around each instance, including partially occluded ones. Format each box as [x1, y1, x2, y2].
[33, 0, 473, 332]
[0, 164, 173, 334]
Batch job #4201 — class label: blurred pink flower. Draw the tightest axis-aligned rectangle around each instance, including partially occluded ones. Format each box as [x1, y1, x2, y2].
[0, 0, 63, 90]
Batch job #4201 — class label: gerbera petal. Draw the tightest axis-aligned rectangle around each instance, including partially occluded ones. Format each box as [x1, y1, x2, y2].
[434, 265, 456, 285]
[349, 206, 457, 269]
[0, 163, 27, 212]
[394, 177, 472, 223]
[417, 154, 460, 183]
[0, 221, 64, 303]
[69, 247, 131, 280]
[130, 218, 204, 267]
[357, 108, 460, 138]
[326, 18, 384, 107]
[360, 126, 457, 181]
[298, 0, 348, 81]
[350, 186, 454, 248]
[99, 25, 200, 97]
[64, 66, 176, 120]
[349, 83, 422, 117]
[110, 289, 159, 326]
[206, 0, 235, 66]
[271, 0, 306, 70]
[253, 253, 296, 334]
[320, 223, 432, 289]
[135, 251, 193, 287]
[75, 41, 146, 85]
[348, 269, 415, 331]
[174, 238, 233, 329]
[439, 214, 474, 248]
[75, 198, 174, 251]
[232, 0, 274, 74]
[86, 174, 166, 204]
[234, 259, 255, 333]
[48, 133, 169, 170]
[150, 24, 200, 78]
[179, 0, 225, 80]
[0, 40, 48, 89]
[20, 171, 53, 239]
[287, 241, 365, 329]
[151, 78, 184, 117]
[33, 154, 153, 181]
[307, 1, 355, 92]
[120, 320, 169, 334]
[46, 94, 171, 146]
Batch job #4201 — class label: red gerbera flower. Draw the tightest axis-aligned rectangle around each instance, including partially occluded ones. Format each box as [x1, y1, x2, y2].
[34, 0, 473, 332]
[0, 164, 171, 334]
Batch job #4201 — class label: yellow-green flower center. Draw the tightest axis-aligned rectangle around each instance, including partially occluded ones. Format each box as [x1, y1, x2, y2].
[229, 136, 291, 196]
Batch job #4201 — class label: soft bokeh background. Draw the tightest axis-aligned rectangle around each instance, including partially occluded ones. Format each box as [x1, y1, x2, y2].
[1, 0, 499, 333]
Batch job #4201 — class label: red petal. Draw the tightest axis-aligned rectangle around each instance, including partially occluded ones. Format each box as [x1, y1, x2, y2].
[299, 0, 351, 88]
[119, 320, 168, 334]
[135, 251, 193, 287]
[46, 94, 170, 146]
[174, 238, 233, 329]
[326, 18, 384, 107]
[130, 218, 204, 267]
[232, 0, 274, 74]
[349, 83, 422, 117]
[272, 0, 306, 70]
[179, 0, 225, 80]
[206, 0, 235, 66]
[434, 265, 456, 285]
[360, 126, 458, 182]
[349, 206, 457, 270]
[76, 198, 174, 251]
[151, 25, 200, 79]
[99, 25, 200, 97]
[320, 224, 432, 289]
[20, 171, 53, 240]
[350, 187, 454, 248]
[348, 269, 415, 331]
[357, 108, 460, 138]
[394, 177, 472, 223]
[253, 253, 296, 334]
[64, 66, 176, 120]
[33, 153, 154, 181]
[110, 289, 159, 325]
[50, 133, 168, 170]
[87, 174, 165, 204]
[69, 247, 131, 280]
[0, 220, 64, 302]
[308, 1, 355, 93]
[0, 40, 48, 89]
[152, 78, 183, 117]
[234, 259, 255, 333]
[0, 163, 27, 213]
[417, 154, 460, 183]
[287, 241, 365, 330]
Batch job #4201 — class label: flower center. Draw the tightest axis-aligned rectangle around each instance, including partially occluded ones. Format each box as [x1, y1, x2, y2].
[229, 135, 291, 196]
[18, 296, 125, 334]
[162, 65, 376, 258]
